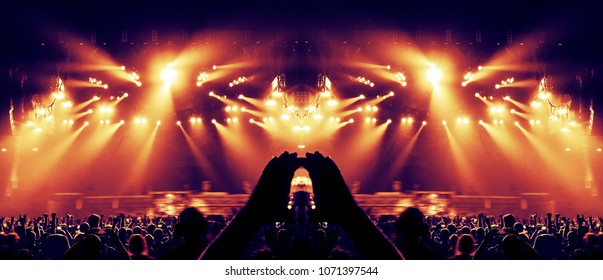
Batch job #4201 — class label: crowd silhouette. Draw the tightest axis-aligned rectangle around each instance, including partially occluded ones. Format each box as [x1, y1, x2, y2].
[1, 152, 602, 260]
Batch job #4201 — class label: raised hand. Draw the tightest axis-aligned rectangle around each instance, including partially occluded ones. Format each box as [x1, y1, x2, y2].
[246, 151, 299, 224]
[303, 152, 356, 223]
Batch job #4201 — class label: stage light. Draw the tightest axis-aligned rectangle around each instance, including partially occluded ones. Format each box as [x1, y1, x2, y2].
[313, 114, 323, 120]
[238, 94, 245, 99]
[1, 148, 6, 152]
[349, 118, 354, 123]
[514, 121, 519, 126]
[365, 105, 372, 112]
[211, 119, 217, 124]
[266, 100, 276, 107]
[422, 121, 427, 126]
[538, 92, 550, 100]
[209, 91, 215, 97]
[176, 121, 181, 126]
[227, 118, 232, 123]
[196, 117, 202, 123]
[365, 117, 371, 123]
[359, 94, 366, 99]
[479, 120, 484, 125]
[212, 65, 217, 70]
[232, 106, 238, 112]
[388, 91, 395, 97]
[121, 65, 126, 71]
[61, 101, 73, 108]
[510, 109, 516, 114]
[100, 120, 105, 125]
[93, 96, 101, 101]
[241, 107, 246, 113]
[557, 108, 568, 115]
[372, 118, 377, 123]
[119, 120, 125, 125]
[386, 65, 391, 70]
[156, 120, 161, 125]
[123, 93, 129, 98]
[597, 148, 602, 152]
[249, 118, 255, 123]
[233, 117, 238, 123]
[327, 100, 338, 107]
[529, 120, 535, 125]
[225, 106, 231, 112]
[161, 64, 177, 84]
[84, 121, 89, 126]
[426, 64, 443, 84]
[269, 117, 274, 122]
[503, 96, 510, 101]
[442, 120, 447, 126]
[263, 117, 268, 123]
[386, 119, 392, 124]
[493, 120, 499, 125]
[372, 106, 378, 112]
[478, 65, 483, 71]
[462, 82, 468, 87]
[402, 117, 407, 123]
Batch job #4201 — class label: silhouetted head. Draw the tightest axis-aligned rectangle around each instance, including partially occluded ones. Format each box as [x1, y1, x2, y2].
[503, 214, 515, 229]
[80, 234, 102, 259]
[457, 234, 475, 256]
[439, 229, 450, 244]
[178, 207, 208, 242]
[128, 234, 147, 256]
[396, 207, 427, 239]
[513, 222, 524, 233]
[79, 222, 90, 233]
[88, 214, 101, 229]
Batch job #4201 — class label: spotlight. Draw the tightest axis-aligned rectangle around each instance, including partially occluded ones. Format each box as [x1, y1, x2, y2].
[388, 91, 395, 97]
[211, 119, 217, 124]
[1, 148, 6, 152]
[422, 121, 427, 126]
[514, 121, 519, 126]
[93, 96, 101, 101]
[249, 118, 255, 123]
[442, 120, 447, 126]
[156, 120, 161, 125]
[359, 94, 366, 99]
[84, 121, 89, 126]
[597, 148, 602, 152]
[119, 120, 125, 125]
[238, 94, 244, 99]
[176, 121, 181, 126]
[386, 119, 392, 124]
[479, 120, 484, 125]
[209, 91, 215, 97]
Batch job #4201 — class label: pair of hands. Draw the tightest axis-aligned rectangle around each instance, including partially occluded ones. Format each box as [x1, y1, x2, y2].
[246, 151, 357, 225]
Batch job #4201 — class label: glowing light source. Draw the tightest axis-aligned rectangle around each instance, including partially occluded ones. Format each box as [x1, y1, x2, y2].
[211, 119, 217, 124]
[442, 120, 447, 126]
[426, 64, 443, 84]
[422, 121, 427, 126]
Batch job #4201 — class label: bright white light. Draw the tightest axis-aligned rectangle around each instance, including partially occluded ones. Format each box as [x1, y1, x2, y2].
[426, 65, 443, 84]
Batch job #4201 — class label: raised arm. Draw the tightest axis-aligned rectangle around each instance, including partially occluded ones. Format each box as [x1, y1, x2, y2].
[304, 152, 403, 260]
[200, 152, 299, 259]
